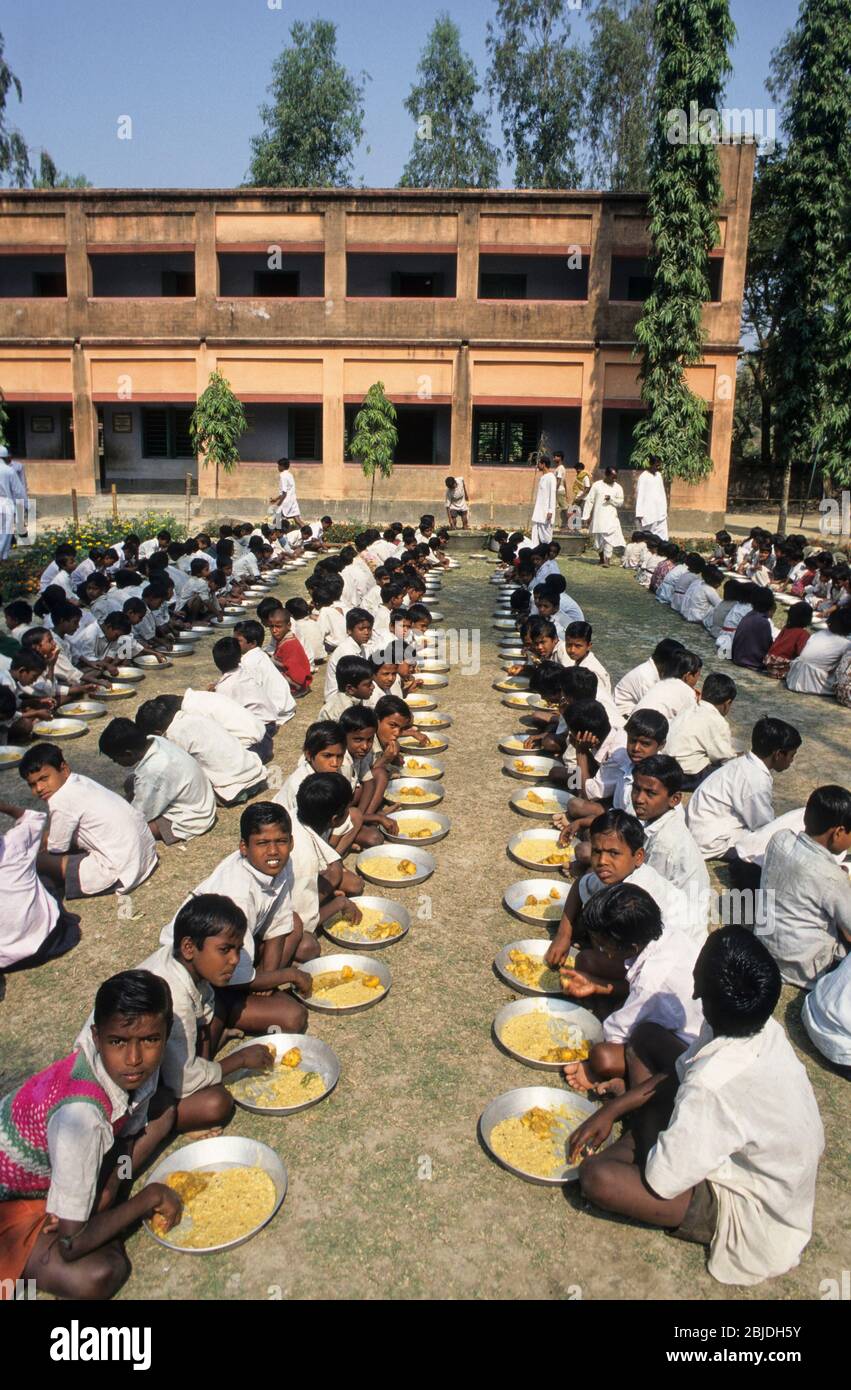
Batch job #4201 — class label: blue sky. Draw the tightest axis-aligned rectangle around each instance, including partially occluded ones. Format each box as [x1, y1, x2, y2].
[4, 0, 800, 187]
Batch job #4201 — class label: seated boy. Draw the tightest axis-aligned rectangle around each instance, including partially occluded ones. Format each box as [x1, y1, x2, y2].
[630, 754, 711, 924]
[664, 671, 738, 790]
[285, 595, 325, 667]
[135, 695, 266, 807]
[561, 882, 703, 1092]
[612, 638, 684, 717]
[563, 621, 611, 693]
[553, 707, 665, 854]
[175, 556, 220, 622]
[19, 626, 102, 702]
[760, 784, 851, 988]
[234, 619, 296, 726]
[339, 704, 397, 831]
[290, 773, 366, 933]
[669, 553, 706, 614]
[731, 587, 777, 670]
[95, 611, 167, 667]
[802, 948, 851, 1080]
[20, 741, 158, 899]
[0, 798, 80, 973]
[0, 969, 179, 1299]
[319, 654, 375, 722]
[265, 606, 312, 697]
[323, 608, 374, 699]
[681, 563, 724, 624]
[570, 927, 824, 1287]
[98, 717, 217, 845]
[685, 716, 802, 867]
[631, 648, 701, 723]
[160, 802, 317, 1011]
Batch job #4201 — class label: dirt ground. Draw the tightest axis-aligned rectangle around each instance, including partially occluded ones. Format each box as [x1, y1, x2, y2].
[1, 548, 848, 1302]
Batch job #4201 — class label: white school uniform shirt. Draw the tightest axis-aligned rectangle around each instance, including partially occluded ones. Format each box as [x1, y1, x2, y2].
[182, 686, 265, 747]
[175, 576, 211, 607]
[275, 757, 314, 816]
[166, 710, 263, 803]
[276, 470, 300, 519]
[656, 563, 687, 605]
[632, 677, 697, 725]
[93, 631, 144, 663]
[288, 818, 341, 932]
[579, 861, 701, 944]
[161, 850, 295, 987]
[70, 557, 96, 590]
[317, 604, 347, 652]
[602, 926, 704, 1045]
[0, 809, 60, 969]
[558, 593, 585, 625]
[293, 615, 325, 666]
[131, 735, 216, 841]
[215, 666, 278, 725]
[634, 468, 668, 530]
[681, 580, 721, 624]
[645, 1019, 824, 1287]
[240, 645, 296, 726]
[786, 631, 851, 695]
[324, 634, 370, 699]
[583, 738, 632, 807]
[138, 537, 160, 559]
[46, 770, 158, 895]
[232, 550, 261, 583]
[89, 592, 125, 623]
[664, 701, 737, 774]
[760, 830, 851, 988]
[166, 564, 189, 597]
[685, 751, 774, 859]
[640, 805, 711, 929]
[733, 806, 805, 867]
[802, 950, 851, 1067]
[669, 571, 701, 614]
[38, 560, 63, 592]
[621, 540, 646, 571]
[613, 657, 658, 716]
[38, 1027, 158, 1223]
[132, 608, 158, 643]
[572, 650, 611, 694]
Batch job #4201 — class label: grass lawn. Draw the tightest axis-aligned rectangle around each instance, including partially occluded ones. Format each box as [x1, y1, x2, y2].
[1, 548, 848, 1301]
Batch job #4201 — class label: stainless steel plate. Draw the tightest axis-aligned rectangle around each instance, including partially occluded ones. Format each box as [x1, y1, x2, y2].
[114, 666, 145, 683]
[134, 654, 172, 669]
[418, 659, 450, 674]
[493, 676, 530, 693]
[416, 672, 448, 689]
[384, 808, 450, 846]
[502, 692, 555, 712]
[398, 733, 449, 754]
[385, 776, 444, 807]
[493, 938, 566, 997]
[61, 700, 108, 720]
[404, 693, 437, 712]
[31, 717, 88, 740]
[168, 643, 195, 656]
[143, 1135, 287, 1252]
[99, 683, 137, 700]
[507, 827, 574, 873]
[479, 1086, 605, 1185]
[502, 753, 560, 781]
[300, 952, 391, 1014]
[226, 1033, 340, 1115]
[493, 997, 602, 1071]
[411, 711, 452, 730]
[498, 731, 537, 754]
[323, 895, 411, 950]
[355, 843, 436, 887]
[504, 877, 568, 926]
[0, 747, 23, 769]
[397, 754, 444, 779]
[509, 784, 571, 819]
[494, 619, 517, 631]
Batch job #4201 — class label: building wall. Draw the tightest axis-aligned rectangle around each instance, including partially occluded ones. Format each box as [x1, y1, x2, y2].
[0, 145, 755, 529]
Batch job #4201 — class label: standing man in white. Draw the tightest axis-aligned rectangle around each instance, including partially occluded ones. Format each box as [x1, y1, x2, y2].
[270, 457, 301, 528]
[583, 467, 626, 566]
[530, 456, 557, 546]
[553, 451, 569, 529]
[0, 445, 26, 561]
[634, 456, 669, 539]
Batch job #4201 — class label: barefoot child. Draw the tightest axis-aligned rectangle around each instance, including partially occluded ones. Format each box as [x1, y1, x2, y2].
[98, 717, 217, 845]
[135, 695, 267, 807]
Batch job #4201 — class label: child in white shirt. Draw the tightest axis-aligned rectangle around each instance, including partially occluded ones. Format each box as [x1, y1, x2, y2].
[685, 716, 801, 865]
[136, 694, 266, 807]
[98, 717, 216, 845]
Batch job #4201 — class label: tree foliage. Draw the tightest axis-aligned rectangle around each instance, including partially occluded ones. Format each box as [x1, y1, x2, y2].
[739, 149, 787, 468]
[248, 19, 366, 187]
[584, 0, 657, 191]
[630, 0, 735, 482]
[400, 14, 498, 188]
[32, 152, 91, 189]
[486, 0, 586, 188]
[0, 32, 29, 185]
[190, 371, 248, 479]
[349, 382, 398, 522]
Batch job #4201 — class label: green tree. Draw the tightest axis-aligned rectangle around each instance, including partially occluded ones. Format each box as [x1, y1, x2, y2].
[739, 149, 787, 472]
[189, 371, 248, 501]
[0, 32, 31, 184]
[630, 0, 735, 483]
[400, 14, 498, 188]
[486, 0, 586, 188]
[765, 0, 851, 527]
[349, 382, 398, 523]
[31, 152, 91, 189]
[584, 0, 657, 191]
[248, 19, 366, 187]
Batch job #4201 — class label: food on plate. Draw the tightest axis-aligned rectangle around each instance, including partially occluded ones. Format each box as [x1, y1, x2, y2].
[311, 965, 384, 1007]
[499, 1011, 591, 1064]
[328, 905, 403, 942]
[152, 1166, 277, 1248]
[516, 790, 561, 813]
[360, 855, 419, 881]
[489, 1106, 585, 1178]
[504, 949, 562, 993]
[229, 1048, 326, 1109]
[513, 838, 573, 867]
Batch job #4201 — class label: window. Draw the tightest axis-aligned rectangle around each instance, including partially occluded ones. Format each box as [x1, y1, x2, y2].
[290, 407, 321, 460]
[33, 270, 67, 297]
[480, 271, 527, 300]
[344, 405, 439, 464]
[142, 407, 195, 459]
[609, 256, 653, 302]
[4, 406, 25, 456]
[707, 258, 723, 302]
[253, 270, 300, 297]
[473, 411, 542, 465]
[391, 271, 442, 298]
[161, 269, 195, 297]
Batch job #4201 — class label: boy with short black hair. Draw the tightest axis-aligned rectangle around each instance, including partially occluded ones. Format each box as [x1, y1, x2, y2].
[98, 716, 216, 845]
[135, 695, 266, 807]
[630, 754, 710, 922]
[234, 619, 296, 726]
[319, 655, 375, 722]
[686, 716, 802, 866]
[563, 621, 611, 693]
[632, 648, 701, 723]
[664, 671, 738, 789]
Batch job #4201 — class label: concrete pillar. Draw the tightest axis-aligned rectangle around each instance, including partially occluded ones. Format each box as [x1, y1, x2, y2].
[323, 349, 345, 501]
[451, 344, 471, 484]
[194, 204, 217, 336]
[324, 207, 347, 318]
[456, 206, 479, 301]
[72, 342, 97, 495]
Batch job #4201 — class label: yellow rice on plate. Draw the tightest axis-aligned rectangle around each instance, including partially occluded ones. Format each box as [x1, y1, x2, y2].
[490, 1106, 586, 1178]
[520, 889, 564, 921]
[400, 758, 438, 776]
[311, 965, 384, 1007]
[499, 1012, 591, 1065]
[393, 784, 441, 805]
[399, 736, 443, 749]
[329, 905, 404, 942]
[393, 816, 441, 840]
[229, 1046, 326, 1108]
[360, 854, 420, 881]
[154, 1166, 277, 1248]
[516, 790, 562, 813]
[513, 838, 573, 867]
[505, 949, 562, 992]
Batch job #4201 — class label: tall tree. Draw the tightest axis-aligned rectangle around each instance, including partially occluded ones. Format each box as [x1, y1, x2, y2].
[584, 0, 657, 191]
[399, 14, 498, 188]
[738, 149, 787, 472]
[248, 19, 366, 187]
[31, 152, 91, 189]
[630, 0, 735, 483]
[190, 371, 247, 502]
[349, 382, 398, 524]
[0, 32, 31, 184]
[486, 0, 586, 188]
[766, 1, 851, 527]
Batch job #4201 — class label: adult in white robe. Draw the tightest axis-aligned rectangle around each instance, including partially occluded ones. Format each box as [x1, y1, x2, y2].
[582, 469, 625, 565]
[270, 457, 301, 526]
[0, 452, 26, 561]
[634, 458, 669, 539]
[530, 459, 557, 546]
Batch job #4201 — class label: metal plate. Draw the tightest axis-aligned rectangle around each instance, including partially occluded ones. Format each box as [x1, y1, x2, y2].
[502, 692, 555, 712]
[384, 808, 450, 846]
[356, 843, 436, 887]
[226, 1033, 340, 1115]
[168, 643, 195, 656]
[114, 666, 145, 683]
[479, 1086, 605, 1185]
[134, 654, 172, 669]
[494, 938, 567, 997]
[323, 894, 411, 950]
[98, 683, 137, 700]
[493, 997, 603, 1071]
[32, 717, 88, 740]
[418, 659, 450, 674]
[504, 877, 568, 926]
[0, 747, 23, 770]
[415, 672, 448, 689]
[509, 784, 571, 819]
[300, 952, 391, 1014]
[493, 676, 530, 693]
[405, 694, 437, 712]
[498, 731, 537, 754]
[217, 615, 239, 627]
[502, 753, 560, 781]
[411, 711, 452, 730]
[224, 605, 247, 615]
[426, 610, 444, 621]
[398, 733, 448, 754]
[143, 1135, 287, 1253]
[385, 776, 444, 807]
[397, 754, 444, 780]
[494, 619, 517, 631]
[190, 624, 216, 635]
[507, 827, 574, 873]
[61, 700, 108, 720]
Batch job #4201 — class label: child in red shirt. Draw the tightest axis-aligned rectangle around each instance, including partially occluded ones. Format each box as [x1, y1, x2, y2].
[763, 601, 812, 679]
[268, 608, 312, 696]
